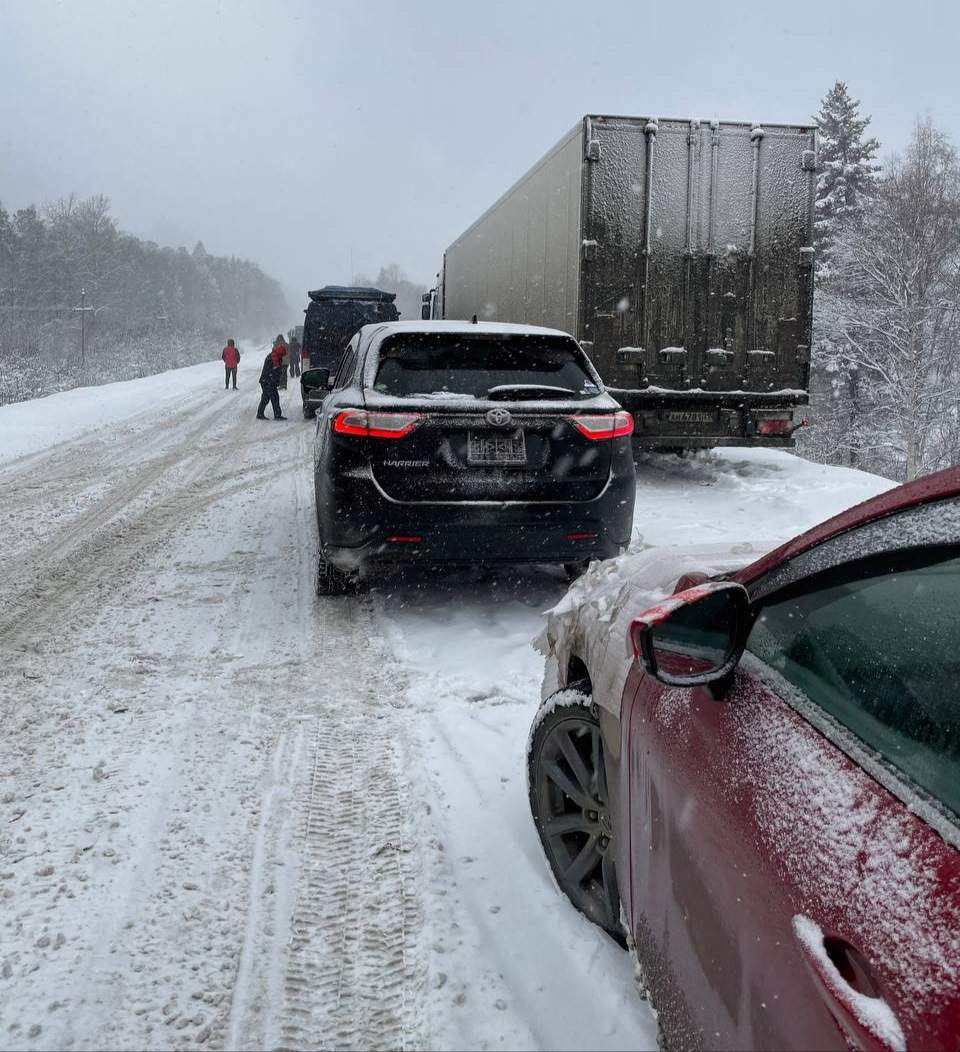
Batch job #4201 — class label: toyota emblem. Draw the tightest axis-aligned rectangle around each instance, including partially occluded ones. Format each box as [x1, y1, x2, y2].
[485, 408, 513, 427]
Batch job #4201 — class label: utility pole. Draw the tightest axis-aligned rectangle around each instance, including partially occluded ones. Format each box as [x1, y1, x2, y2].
[73, 288, 95, 373]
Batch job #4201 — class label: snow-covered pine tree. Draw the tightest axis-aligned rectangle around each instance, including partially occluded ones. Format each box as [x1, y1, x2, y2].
[812, 81, 880, 276]
[800, 82, 882, 471]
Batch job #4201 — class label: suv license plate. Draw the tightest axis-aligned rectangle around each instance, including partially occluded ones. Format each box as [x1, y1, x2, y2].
[467, 429, 526, 465]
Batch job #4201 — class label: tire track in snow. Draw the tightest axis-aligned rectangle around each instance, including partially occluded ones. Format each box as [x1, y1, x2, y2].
[276, 600, 427, 1052]
[226, 724, 306, 1051]
[2, 383, 429, 1050]
[0, 394, 234, 573]
[0, 399, 262, 657]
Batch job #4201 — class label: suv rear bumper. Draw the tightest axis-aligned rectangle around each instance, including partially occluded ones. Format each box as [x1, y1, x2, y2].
[316, 465, 635, 571]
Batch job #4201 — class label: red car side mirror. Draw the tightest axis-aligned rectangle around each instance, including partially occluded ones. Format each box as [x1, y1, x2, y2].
[629, 582, 751, 687]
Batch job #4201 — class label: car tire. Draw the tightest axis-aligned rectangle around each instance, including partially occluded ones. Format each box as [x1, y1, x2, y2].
[527, 683, 624, 942]
[303, 406, 316, 419]
[316, 552, 352, 596]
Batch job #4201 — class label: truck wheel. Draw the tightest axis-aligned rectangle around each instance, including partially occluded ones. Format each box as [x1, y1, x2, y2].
[316, 553, 352, 596]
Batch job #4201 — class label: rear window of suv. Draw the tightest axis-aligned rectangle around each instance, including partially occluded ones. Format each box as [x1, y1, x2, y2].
[371, 333, 600, 399]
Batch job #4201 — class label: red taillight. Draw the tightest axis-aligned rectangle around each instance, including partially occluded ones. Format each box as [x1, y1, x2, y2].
[758, 419, 790, 435]
[567, 411, 634, 440]
[333, 410, 424, 439]
[567, 532, 598, 540]
[386, 536, 422, 543]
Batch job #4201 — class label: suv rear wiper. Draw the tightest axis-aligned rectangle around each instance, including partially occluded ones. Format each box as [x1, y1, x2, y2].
[486, 384, 579, 401]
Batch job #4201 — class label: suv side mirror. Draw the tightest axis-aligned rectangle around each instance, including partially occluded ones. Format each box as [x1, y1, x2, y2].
[301, 367, 330, 389]
[629, 582, 751, 686]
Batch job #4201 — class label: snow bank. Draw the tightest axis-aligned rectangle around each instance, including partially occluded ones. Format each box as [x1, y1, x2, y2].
[0, 342, 264, 465]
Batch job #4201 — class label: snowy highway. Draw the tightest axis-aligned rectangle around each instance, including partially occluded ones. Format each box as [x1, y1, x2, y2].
[0, 355, 892, 1051]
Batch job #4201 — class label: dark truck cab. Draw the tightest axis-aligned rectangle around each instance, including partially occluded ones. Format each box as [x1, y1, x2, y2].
[430, 115, 817, 450]
[300, 286, 401, 418]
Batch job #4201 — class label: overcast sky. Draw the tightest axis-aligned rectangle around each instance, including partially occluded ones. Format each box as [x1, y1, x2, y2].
[2, 0, 958, 312]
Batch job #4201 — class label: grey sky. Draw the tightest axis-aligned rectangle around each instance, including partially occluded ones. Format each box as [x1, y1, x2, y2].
[2, 0, 956, 311]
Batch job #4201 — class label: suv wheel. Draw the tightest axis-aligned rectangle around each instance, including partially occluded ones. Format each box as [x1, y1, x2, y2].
[528, 684, 624, 942]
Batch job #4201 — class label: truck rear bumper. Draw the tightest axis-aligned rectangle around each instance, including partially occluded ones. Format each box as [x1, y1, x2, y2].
[609, 388, 809, 449]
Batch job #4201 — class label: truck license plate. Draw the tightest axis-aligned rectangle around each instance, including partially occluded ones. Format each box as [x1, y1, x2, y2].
[665, 411, 715, 423]
[467, 429, 526, 465]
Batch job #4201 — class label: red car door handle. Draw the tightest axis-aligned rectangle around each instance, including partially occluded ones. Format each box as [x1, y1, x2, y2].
[793, 915, 906, 1052]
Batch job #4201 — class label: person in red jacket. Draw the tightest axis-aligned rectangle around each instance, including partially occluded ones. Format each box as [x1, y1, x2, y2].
[221, 339, 241, 389]
[273, 334, 289, 390]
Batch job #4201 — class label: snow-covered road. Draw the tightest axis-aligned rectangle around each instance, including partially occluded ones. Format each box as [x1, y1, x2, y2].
[0, 357, 892, 1051]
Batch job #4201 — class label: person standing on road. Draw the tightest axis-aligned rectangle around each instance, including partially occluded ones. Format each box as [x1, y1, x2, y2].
[256, 342, 287, 420]
[288, 331, 301, 379]
[274, 334, 289, 390]
[221, 339, 240, 390]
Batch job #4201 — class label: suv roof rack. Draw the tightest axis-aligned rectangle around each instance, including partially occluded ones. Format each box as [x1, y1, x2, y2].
[307, 286, 397, 303]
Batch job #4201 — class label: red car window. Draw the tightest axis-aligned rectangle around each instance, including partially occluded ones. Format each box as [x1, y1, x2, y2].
[747, 546, 960, 817]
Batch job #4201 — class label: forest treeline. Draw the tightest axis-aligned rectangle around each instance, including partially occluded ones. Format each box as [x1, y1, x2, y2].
[0, 194, 287, 404]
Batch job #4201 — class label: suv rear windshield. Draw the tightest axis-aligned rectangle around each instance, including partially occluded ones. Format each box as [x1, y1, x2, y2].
[371, 333, 600, 399]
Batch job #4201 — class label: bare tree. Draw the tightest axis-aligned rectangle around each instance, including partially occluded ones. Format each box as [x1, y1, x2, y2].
[820, 117, 960, 480]
[353, 263, 426, 323]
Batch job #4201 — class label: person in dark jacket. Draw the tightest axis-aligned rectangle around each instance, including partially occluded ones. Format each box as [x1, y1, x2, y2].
[288, 333, 301, 378]
[221, 339, 240, 389]
[274, 334, 289, 390]
[256, 343, 287, 420]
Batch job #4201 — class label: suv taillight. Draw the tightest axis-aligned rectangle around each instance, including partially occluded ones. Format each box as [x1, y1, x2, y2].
[333, 410, 424, 439]
[567, 411, 634, 440]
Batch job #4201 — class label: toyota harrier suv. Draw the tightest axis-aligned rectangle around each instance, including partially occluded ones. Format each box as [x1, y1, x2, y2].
[312, 321, 636, 594]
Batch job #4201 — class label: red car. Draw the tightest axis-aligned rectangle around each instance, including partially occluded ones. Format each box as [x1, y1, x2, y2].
[528, 466, 960, 1051]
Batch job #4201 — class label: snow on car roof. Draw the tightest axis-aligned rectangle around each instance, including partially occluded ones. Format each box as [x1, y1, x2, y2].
[361, 320, 578, 341]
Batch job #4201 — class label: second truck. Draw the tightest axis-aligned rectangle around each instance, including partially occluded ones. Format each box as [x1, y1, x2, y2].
[426, 114, 817, 450]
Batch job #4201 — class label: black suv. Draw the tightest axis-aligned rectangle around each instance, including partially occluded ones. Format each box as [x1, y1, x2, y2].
[312, 321, 636, 594]
[300, 286, 401, 418]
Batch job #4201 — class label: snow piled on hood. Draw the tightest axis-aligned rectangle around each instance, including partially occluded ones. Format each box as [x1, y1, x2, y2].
[535, 542, 770, 715]
[535, 448, 895, 714]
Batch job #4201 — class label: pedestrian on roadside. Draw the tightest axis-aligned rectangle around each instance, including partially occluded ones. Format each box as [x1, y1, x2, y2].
[274, 334, 289, 390]
[288, 332, 301, 379]
[221, 338, 240, 390]
[256, 342, 287, 420]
